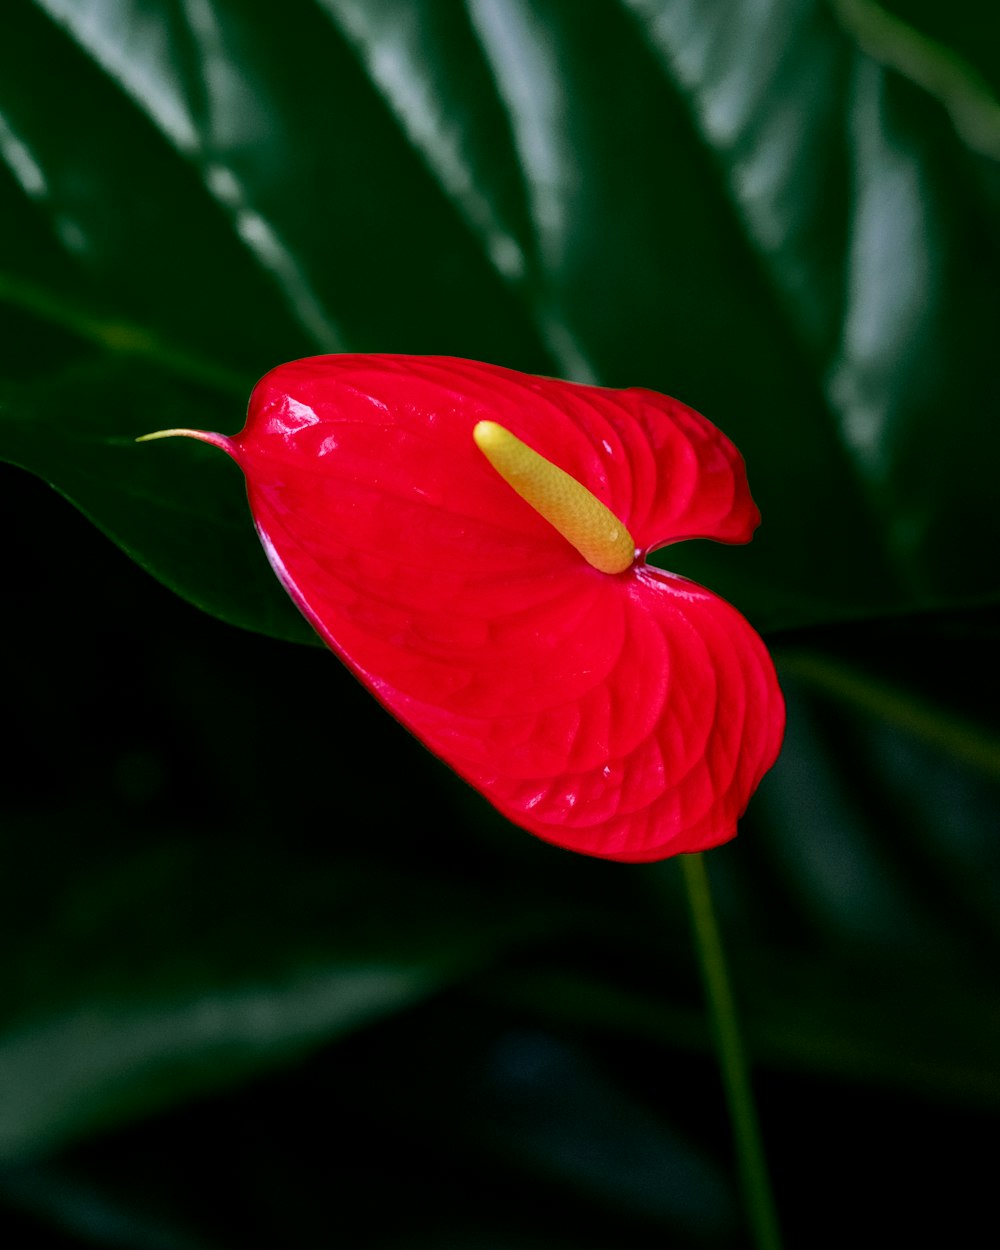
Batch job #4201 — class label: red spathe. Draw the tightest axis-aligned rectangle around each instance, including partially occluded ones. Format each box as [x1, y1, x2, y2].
[220, 354, 784, 862]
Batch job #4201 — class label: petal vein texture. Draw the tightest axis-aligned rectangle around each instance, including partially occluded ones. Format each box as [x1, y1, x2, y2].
[220, 355, 785, 862]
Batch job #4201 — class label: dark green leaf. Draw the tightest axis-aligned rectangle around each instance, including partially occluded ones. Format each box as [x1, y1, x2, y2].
[2, 5, 1000, 1246]
[0, 822, 522, 1161]
[0, 360, 314, 644]
[1, 0, 998, 635]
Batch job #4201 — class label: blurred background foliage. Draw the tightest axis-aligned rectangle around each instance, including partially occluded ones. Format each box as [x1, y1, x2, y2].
[1, 0, 998, 1245]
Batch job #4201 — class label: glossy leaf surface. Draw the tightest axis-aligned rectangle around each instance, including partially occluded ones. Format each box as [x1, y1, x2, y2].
[2, 1, 1000, 1245]
[201, 355, 784, 861]
[1, 0, 999, 636]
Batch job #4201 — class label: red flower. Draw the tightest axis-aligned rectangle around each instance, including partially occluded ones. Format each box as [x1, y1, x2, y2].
[149, 355, 784, 862]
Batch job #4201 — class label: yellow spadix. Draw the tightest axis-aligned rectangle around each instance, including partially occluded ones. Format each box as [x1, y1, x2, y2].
[473, 421, 636, 574]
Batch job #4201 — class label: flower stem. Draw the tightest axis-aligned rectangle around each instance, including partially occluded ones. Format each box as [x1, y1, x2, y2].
[680, 852, 783, 1250]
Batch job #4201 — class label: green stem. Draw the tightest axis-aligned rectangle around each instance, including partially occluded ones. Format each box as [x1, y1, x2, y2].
[681, 852, 783, 1250]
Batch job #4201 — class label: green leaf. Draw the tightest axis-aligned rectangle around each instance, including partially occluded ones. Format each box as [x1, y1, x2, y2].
[0, 827, 518, 1162]
[0, 0, 997, 636]
[0, 1162, 219, 1250]
[2, 10, 999, 1240]
[0, 360, 315, 644]
[834, 0, 1000, 157]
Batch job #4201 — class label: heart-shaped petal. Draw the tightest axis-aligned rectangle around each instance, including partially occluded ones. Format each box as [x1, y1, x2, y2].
[160, 355, 784, 861]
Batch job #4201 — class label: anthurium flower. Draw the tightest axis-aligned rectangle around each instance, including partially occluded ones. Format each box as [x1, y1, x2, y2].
[144, 355, 784, 862]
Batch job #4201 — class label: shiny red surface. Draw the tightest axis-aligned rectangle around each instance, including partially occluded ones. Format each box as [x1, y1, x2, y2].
[224, 355, 784, 861]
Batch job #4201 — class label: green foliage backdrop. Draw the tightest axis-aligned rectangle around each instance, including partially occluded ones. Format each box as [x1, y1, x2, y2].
[1, 1, 998, 1245]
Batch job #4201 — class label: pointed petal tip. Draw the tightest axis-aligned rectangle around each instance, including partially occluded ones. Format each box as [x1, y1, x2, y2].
[136, 428, 236, 454]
